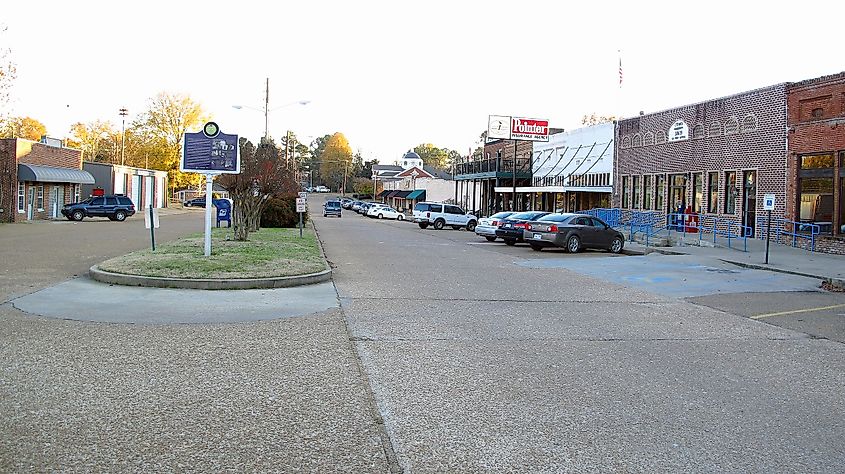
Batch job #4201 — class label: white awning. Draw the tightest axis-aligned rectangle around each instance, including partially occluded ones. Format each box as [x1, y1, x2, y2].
[18, 164, 95, 184]
[494, 186, 611, 193]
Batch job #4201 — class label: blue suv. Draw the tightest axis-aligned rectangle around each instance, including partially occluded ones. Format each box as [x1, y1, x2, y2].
[62, 195, 136, 222]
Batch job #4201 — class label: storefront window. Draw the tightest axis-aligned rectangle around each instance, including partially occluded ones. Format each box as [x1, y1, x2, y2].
[37, 185, 44, 210]
[632, 176, 641, 209]
[643, 175, 652, 210]
[655, 175, 665, 211]
[692, 173, 703, 213]
[708, 172, 719, 213]
[18, 183, 25, 212]
[622, 176, 629, 208]
[801, 153, 834, 169]
[725, 171, 737, 214]
[799, 178, 834, 222]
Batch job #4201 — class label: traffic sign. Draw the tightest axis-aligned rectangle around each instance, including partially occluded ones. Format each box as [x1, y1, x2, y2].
[298, 192, 307, 200]
[763, 194, 776, 211]
[296, 198, 306, 213]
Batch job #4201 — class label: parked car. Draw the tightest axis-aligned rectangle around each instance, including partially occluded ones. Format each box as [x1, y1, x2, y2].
[357, 202, 381, 215]
[524, 213, 625, 253]
[367, 205, 405, 220]
[315, 185, 330, 193]
[475, 211, 515, 241]
[184, 196, 208, 207]
[62, 195, 136, 222]
[351, 201, 364, 212]
[413, 202, 477, 231]
[323, 200, 342, 218]
[494, 211, 551, 245]
[340, 198, 354, 209]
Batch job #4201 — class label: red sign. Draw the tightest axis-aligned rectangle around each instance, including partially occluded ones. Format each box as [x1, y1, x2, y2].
[510, 117, 549, 142]
[92, 188, 105, 197]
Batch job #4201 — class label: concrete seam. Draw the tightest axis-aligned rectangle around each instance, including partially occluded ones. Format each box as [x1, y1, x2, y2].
[718, 258, 843, 289]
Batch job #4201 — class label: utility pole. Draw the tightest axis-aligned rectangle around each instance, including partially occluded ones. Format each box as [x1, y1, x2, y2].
[119, 108, 128, 166]
[264, 77, 269, 142]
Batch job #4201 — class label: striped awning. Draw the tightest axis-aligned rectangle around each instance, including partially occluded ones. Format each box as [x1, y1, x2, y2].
[18, 164, 95, 184]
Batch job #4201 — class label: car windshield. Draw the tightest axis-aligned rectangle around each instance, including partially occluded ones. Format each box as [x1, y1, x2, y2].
[490, 212, 514, 219]
[509, 211, 547, 220]
[326, 202, 340, 208]
[537, 214, 572, 223]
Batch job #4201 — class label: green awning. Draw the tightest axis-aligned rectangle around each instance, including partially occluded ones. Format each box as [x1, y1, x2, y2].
[406, 190, 425, 200]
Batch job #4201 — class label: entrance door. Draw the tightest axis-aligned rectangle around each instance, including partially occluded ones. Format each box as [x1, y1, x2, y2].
[743, 171, 757, 236]
[50, 186, 64, 218]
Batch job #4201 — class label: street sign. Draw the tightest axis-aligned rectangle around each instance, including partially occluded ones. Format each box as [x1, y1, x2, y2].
[296, 198, 306, 213]
[298, 191, 307, 200]
[181, 123, 240, 174]
[763, 194, 776, 211]
[144, 207, 160, 229]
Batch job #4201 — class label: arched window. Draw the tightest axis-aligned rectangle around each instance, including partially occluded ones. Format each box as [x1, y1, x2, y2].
[632, 134, 642, 147]
[693, 123, 705, 139]
[741, 114, 758, 132]
[655, 130, 667, 145]
[708, 122, 722, 138]
[621, 136, 631, 149]
[643, 132, 655, 146]
[724, 116, 740, 135]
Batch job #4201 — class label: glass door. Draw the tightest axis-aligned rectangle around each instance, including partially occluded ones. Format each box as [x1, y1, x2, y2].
[743, 171, 756, 236]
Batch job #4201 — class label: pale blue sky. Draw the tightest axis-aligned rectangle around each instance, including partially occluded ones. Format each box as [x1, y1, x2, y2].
[3, 0, 843, 162]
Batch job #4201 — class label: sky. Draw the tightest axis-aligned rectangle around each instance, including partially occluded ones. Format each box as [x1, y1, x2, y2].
[2, 0, 843, 164]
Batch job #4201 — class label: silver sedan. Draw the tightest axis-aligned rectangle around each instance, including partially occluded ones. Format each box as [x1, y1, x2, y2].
[474, 211, 515, 241]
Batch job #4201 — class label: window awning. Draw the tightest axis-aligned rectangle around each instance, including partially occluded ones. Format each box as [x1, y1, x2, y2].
[377, 190, 391, 198]
[18, 164, 95, 184]
[393, 190, 412, 198]
[406, 189, 425, 200]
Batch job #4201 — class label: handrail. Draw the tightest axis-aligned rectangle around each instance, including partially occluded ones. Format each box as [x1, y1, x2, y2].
[756, 216, 819, 251]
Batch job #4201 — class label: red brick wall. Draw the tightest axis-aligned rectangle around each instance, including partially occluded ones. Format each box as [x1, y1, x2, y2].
[16, 140, 82, 168]
[615, 84, 788, 238]
[0, 139, 16, 222]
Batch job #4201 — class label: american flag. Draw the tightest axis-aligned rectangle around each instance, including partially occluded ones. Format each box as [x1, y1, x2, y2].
[618, 53, 623, 87]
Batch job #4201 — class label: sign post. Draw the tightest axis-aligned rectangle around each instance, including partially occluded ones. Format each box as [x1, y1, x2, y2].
[180, 122, 240, 257]
[144, 204, 160, 251]
[296, 196, 306, 238]
[763, 194, 776, 264]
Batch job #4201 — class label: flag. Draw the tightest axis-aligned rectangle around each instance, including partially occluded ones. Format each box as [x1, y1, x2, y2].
[618, 52, 623, 88]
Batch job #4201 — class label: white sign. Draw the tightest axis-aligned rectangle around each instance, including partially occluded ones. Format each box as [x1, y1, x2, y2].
[763, 194, 776, 211]
[488, 115, 511, 140]
[144, 207, 160, 229]
[296, 198, 306, 213]
[298, 191, 307, 200]
[668, 119, 689, 142]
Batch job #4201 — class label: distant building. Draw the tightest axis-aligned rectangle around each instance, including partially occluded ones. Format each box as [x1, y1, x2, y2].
[376, 150, 480, 212]
[0, 138, 95, 222]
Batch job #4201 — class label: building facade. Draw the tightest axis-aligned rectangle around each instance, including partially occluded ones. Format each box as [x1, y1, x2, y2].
[82, 162, 169, 210]
[786, 72, 845, 252]
[0, 138, 95, 223]
[615, 84, 788, 238]
[454, 139, 533, 216]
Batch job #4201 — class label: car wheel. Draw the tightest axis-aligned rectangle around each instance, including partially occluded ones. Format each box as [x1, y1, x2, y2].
[504, 239, 516, 246]
[378, 213, 383, 219]
[567, 235, 582, 253]
[485, 236, 496, 242]
[433, 219, 445, 230]
[185, 202, 191, 207]
[72, 210, 84, 221]
[466, 221, 477, 232]
[114, 210, 127, 222]
[418, 223, 429, 229]
[609, 237, 624, 254]
[397, 215, 404, 221]
[529, 243, 542, 251]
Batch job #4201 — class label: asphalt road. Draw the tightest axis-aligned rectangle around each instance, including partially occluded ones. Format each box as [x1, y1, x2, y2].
[319, 195, 845, 473]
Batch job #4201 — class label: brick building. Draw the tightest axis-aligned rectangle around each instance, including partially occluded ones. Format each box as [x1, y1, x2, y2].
[615, 84, 788, 238]
[454, 138, 534, 216]
[82, 162, 169, 210]
[786, 72, 845, 253]
[0, 138, 95, 223]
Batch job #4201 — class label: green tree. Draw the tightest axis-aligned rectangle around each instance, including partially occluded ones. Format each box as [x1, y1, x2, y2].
[581, 113, 616, 126]
[134, 92, 209, 190]
[69, 120, 115, 162]
[1, 116, 47, 141]
[319, 132, 353, 191]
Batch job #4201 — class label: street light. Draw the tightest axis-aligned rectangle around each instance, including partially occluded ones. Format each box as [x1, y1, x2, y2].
[119, 107, 128, 166]
[232, 78, 309, 142]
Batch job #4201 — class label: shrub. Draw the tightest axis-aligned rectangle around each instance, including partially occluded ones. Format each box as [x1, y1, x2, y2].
[260, 197, 309, 228]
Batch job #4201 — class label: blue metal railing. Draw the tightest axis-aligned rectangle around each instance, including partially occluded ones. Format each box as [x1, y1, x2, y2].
[756, 216, 819, 251]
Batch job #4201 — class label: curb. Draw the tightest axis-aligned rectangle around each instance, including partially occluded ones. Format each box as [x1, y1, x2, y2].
[89, 265, 332, 290]
[718, 259, 845, 290]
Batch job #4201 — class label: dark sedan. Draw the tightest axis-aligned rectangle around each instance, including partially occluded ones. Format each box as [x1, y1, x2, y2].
[494, 211, 551, 245]
[523, 213, 625, 253]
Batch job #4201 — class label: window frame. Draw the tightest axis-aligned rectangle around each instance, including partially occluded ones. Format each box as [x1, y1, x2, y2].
[18, 182, 25, 213]
[707, 171, 719, 214]
[36, 185, 44, 211]
[724, 170, 737, 214]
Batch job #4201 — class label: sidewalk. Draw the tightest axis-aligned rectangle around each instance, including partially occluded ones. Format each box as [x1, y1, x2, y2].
[627, 235, 845, 289]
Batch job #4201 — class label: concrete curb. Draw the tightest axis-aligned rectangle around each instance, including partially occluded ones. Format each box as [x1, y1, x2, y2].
[718, 259, 845, 290]
[89, 265, 332, 290]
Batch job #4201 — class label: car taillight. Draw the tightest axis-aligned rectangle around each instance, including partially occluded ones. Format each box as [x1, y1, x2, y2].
[491, 220, 498, 226]
[526, 224, 532, 230]
[515, 223, 527, 229]
[549, 224, 558, 232]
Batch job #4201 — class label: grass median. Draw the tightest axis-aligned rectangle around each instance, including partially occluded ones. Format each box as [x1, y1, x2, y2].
[98, 226, 325, 279]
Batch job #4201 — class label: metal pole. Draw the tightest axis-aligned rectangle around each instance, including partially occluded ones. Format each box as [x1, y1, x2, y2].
[264, 78, 269, 142]
[119, 107, 128, 166]
[149, 204, 156, 251]
[765, 209, 771, 264]
[204, 174, 213, 256]
[512, 140, 517, 211]
[299, 210, 303, 238]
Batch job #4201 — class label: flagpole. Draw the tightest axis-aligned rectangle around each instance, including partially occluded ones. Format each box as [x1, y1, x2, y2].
[615, 49, 622, 209]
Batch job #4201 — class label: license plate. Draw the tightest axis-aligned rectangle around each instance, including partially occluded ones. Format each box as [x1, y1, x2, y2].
[504, 224, 512, 228]
[533, 233, 542, 240]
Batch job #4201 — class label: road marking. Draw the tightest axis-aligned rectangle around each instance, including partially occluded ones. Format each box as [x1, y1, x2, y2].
[751, 303, 845, 320]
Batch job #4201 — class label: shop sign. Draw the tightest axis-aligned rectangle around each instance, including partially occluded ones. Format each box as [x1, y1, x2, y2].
[668, 119, 689, 142]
